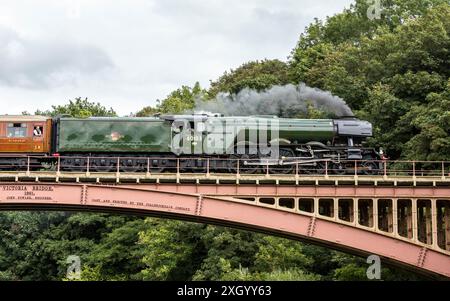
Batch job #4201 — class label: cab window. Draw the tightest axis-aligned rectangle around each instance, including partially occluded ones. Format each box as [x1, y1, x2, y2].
[7, 123, 28, 138]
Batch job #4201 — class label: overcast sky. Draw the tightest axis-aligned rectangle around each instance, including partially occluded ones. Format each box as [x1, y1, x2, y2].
[0, 0, 354, 116]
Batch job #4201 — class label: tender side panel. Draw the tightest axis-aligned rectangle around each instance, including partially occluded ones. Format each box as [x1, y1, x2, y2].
[57, 118, 172, 153]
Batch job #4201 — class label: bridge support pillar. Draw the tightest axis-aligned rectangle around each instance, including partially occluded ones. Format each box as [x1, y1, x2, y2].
[417, 200, 433, 245]
[446, 202, 450, 251]
[338, 199, 353, 223]
[426, 202, 433, 245]
[314, 198, 319, 216]
[432, 199, 439, 249]
[373, 199, 378, 230]
[334, 198, 339, 222]
[387, 200, 393, 233]
[318, 198, 334, 218]
[357, 199, 374, 228]
[398, 199, 413, 239]
[441, 201, 450, 251]
[377, 199, 393, 233]
[393, 199, 398, 235]
[412, 199, 418, 242]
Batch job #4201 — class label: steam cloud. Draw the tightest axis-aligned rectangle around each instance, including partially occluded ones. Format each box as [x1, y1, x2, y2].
[195, 83, 353, 117]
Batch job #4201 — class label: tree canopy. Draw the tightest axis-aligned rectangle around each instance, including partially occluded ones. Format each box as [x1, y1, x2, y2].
[35, 97, 117, 118]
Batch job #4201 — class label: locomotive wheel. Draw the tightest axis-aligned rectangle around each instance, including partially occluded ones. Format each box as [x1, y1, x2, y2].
[316, 162, 327, 175]
[14, 158, 28, 171]
[227, 155, 241, 174]
[91, 159, 115, 172]
[61, 158, 87, 172]
[361, 161, 380, 175]
[302, 162, 326, 175]
[269, 149, 295, 175]
[179, 159, 193, 173]
[180, 158, 207, 173]
[149, 158, 173, 174]
[240, 154, 260, 174]
[194, 159, 207, 174]
[331, 162, 346, 175]
[120, 159, 141, 172]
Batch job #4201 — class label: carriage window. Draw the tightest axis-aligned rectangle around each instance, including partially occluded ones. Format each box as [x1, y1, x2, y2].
[33, 126, 43, 136]
[7, 123, 27, 137]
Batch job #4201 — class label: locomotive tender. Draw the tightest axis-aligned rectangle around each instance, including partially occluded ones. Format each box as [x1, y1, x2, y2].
[0, 113, 381, 174]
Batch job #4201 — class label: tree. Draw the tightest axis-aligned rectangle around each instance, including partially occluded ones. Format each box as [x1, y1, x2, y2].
[139, 82, 208, 114]
[290, 2, 450, 160]
[135, 106, 159, 117]
[139, 220, 206, 280]
[35, 97, 116, 118]
[402, 82, 450, 160]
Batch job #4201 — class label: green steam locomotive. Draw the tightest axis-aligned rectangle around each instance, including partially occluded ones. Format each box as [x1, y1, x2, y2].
[0, 112, 381, 174]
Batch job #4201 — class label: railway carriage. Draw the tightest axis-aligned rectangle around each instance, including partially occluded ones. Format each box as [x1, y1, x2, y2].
[0, 116, 52, 169]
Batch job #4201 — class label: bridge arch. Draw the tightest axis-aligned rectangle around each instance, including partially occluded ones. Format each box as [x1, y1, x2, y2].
[0, 183, 449, 278]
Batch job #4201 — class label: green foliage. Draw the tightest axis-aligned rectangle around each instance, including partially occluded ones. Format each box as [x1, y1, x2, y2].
[85, 218, 149, 280]
[290, 2, 450, 160]
[259, 269, 321, 281]
[35, 97, 117, 118]
[136, 82, 207, 115]
[191, 226, 263, 280]
[157, 82, 207, 114]
[139, 220, 205, 280]
[402, 83, 450, 160]
[78, 266, 104, 281]
[334, 263, 368, 281]
[253, 236, 313, 272]
[0, 212, 425, 281]
[135, 106, 159, 117]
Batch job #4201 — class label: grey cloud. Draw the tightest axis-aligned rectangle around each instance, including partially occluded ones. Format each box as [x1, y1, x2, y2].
[0, 0, 354, 116]
[0, 26, 114, 89]
[148, 0, 345, 59]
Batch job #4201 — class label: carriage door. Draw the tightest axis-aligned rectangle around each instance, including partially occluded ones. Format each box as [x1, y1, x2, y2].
[32, 122, 45, 153]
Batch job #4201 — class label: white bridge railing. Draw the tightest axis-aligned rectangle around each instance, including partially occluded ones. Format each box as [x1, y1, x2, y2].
[0, 155, 448, 179]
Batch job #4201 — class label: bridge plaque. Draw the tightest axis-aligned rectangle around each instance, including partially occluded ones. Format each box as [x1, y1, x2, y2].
[0, 184, 83, 206]
[0, 184, 199, 215]
[85, 186, 197, 215]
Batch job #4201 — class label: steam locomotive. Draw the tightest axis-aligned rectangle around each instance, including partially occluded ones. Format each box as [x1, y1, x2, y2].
[0, 113, 381, 174]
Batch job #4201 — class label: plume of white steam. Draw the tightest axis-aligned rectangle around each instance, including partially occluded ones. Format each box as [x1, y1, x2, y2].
[194, 83, 353, 117]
